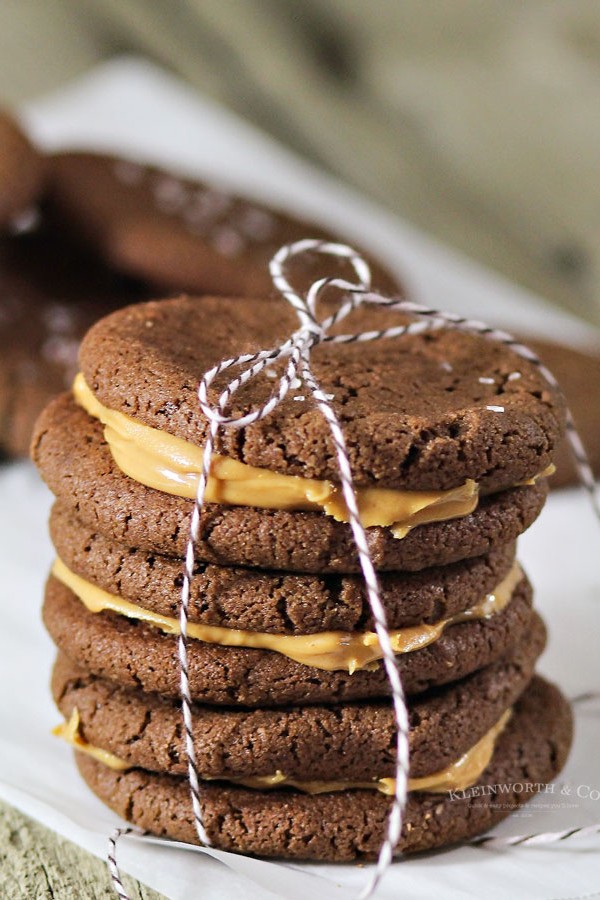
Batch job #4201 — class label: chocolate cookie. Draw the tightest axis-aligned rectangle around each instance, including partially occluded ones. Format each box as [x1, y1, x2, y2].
[77, 295, 565, 492]
[0, 223, 146, 456]
[74, 676, 572, 860]
[51, 620, 545, 781]
[50, 503, 518, 633]
[43, 573, 535, 706]
[46, 152, 400, 297]
[33, 394, 549, 572]
[0, 111, 45, 228]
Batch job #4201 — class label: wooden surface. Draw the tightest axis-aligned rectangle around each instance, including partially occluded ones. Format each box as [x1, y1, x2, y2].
[0, 801, 165, 899]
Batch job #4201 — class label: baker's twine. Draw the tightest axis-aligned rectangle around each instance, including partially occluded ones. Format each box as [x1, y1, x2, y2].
[107, 239, 600, 899]
[107, 827, 134, 900]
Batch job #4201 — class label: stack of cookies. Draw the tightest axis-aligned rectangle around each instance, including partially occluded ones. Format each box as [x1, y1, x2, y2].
[32, 291, 573, 860]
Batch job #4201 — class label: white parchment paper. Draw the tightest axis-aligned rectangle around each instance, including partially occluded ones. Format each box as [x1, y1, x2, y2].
[1, 57, 599, 899]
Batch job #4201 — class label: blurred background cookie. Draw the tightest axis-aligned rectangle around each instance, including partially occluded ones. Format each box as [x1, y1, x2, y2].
[45, 152, 401, 297]
[0, 221, 146, 457]
[0, 110, 45, 228]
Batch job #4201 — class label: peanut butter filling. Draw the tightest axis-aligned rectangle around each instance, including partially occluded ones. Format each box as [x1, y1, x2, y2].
[73, 373, 479, 538]
[52, 558, 522, 673]
[53, 710, 130, 772]
[54, 707, 511, 794]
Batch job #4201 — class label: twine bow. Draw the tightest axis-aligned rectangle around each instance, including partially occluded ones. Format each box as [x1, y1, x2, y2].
[108, 239, 600, 899]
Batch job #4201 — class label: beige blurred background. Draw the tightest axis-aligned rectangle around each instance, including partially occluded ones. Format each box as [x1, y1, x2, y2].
[1, 0, 600, 326]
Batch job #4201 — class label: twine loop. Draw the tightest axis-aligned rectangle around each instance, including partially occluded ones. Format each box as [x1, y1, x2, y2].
[196, 239, 377, 431]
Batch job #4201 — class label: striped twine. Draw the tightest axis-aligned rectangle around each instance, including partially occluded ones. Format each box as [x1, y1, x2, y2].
[107, 827, 134, 900]
[107, 239, 600, 899]
[472, 823, 600, 850]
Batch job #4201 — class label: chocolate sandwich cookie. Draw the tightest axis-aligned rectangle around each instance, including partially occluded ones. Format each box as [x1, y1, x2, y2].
[74, 676, 573, 860]
[0, 111, 45, 228]
[33, 394, 548, 572]
[0, 223, 146, 456]
[77, 296, 564, 492]
[43, 572, 536, 705]
[50, 502, 518, 633]
[51, 621, 545, 781]
[46, 152, 400, 296]
[30, 293, 559, 572]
